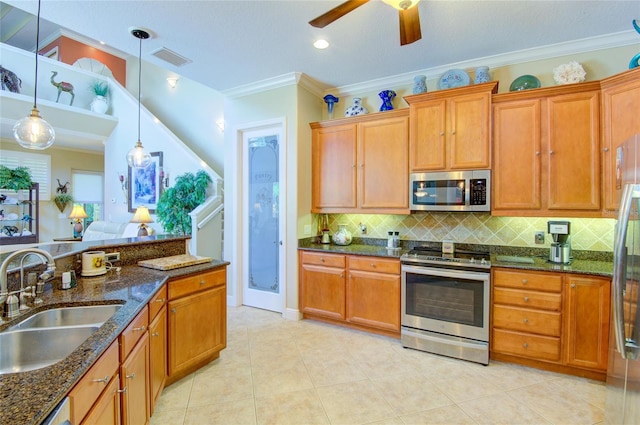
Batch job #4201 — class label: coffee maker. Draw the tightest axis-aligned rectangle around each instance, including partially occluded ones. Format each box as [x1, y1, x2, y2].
[547, 220, 571, 264]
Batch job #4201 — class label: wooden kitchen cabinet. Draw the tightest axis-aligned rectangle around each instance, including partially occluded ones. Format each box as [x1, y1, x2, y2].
[299, 250, 401, 337]
[492, 82, 601, 217]
[347, 256, 400, 332]
[299, 251, 346, 320]
[82, 373, 121, 425]
[600, 67, 640, 212]
[492, 268, 611, 380]
[310, 109, 409, 214]
[405, 82, 497, 171]
[563, 274, 610, 371]
[148, 285, 167, 415]
[167, 268, 227, 385]
[120, 331, 150, 425]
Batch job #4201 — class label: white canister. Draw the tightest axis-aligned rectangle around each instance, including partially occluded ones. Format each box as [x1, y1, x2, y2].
[82, 251, 107, 276]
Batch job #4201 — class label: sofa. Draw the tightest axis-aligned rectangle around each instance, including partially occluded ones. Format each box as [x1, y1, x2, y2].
[82, 221, 162, 241]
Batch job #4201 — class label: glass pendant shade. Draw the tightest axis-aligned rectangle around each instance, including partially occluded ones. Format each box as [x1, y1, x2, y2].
[126, 140, 152, 168]
[13, 108, 55, 149]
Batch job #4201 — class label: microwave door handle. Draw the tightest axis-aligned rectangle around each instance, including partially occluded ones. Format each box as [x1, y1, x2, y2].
[465, 182, 470, 206]
[612, 183, 637, 359]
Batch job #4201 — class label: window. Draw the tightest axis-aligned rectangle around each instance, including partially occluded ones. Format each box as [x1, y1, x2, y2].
[72, 170, 104, 228]
[0, 150, 51, 200]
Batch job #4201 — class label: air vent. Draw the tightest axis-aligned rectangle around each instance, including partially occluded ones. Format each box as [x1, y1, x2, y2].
[150, 47, 192, 67]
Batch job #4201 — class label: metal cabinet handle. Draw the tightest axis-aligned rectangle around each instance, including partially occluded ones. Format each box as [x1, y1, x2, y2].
[200, 280, 206, 286]
[126, 373, 135, 380]
[320, 258, 325, 262]
[92, 375, 110, 385]
[571, 283, 576, 288]
[370, 263, 375, 268]
[603, 147, 609, 152]
[451, 130, 456, 135]
[152, 332, 159, 337]
[132, 326, 146, 332]
[523, 343, 529, 349]
[155, 298, 166, 303]
[522, 279, 528, 285]
[171, 308, 176, 313]
[523, 297, 529, 302]
[549, 150, 555, 155]
[523, 318, 529, 323]
[117, 387, 127, 394]
[535, 151, 540, 156]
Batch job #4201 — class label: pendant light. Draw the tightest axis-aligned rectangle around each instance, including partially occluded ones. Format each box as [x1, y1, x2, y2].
[12, 0, 55, 150]
[126, 28, 152, 168]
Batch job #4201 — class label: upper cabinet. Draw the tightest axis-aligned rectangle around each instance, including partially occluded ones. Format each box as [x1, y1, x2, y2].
[492, 82, 601, 217]
[600, 67, 640, 212]
[310, 109, 409, 214]
[404, 82, 498, 172]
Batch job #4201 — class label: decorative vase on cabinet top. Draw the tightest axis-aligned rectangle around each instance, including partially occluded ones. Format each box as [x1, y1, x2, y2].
[332, 224, 352, 246]
[378, 90, 396, 111]
[345, 98, 368, 116]
[413, 75, 427, 94]
[474, 67, 490, 84]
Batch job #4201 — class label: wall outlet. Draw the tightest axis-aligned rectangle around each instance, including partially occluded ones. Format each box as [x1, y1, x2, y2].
[105, 252, 120, 262]
[534, 231, 545, 244]
[359, 223, 367, 235]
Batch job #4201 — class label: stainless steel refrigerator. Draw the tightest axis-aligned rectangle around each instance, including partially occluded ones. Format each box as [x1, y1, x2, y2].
[606, 134, 640, 424]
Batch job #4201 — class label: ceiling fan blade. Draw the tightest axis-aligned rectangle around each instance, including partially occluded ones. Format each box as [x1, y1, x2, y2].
[309, 0, 370, 28]
[399, 6, 422, 45]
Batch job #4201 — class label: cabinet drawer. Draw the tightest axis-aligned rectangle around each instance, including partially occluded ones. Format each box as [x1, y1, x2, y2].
[494, 287, 562, 311]
[119, 306, 149, 360]
[493, 269, 562, 292]
[301, 251, 346, 268]
[69, 340, 119, 424]
[348, 256, 400, 274]
[168, 268, 226, 299]
[493, 328, 561, 362]
[493, 305, 561, 336]
[148, 284, 167, 321]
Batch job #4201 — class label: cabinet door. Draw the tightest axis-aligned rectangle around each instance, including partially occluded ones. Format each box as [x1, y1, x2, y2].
[81, 373, 121, 425]
[168, 285, 226, 377]
[148, 305, 167, 415]
[358, 116, 409, 211]
[601, 68, 640, 211]
[299, 263, 346, 320]
[546, 91, 601, 210]
[448, 92, 492, 169]
[563, 275, 611, 371]
[311, 124, 357, 211]
[120, 332, 150, 425]
[492, 99, 542, 211]
[347, 269, 400, 331]
[409, 99, 447, 170]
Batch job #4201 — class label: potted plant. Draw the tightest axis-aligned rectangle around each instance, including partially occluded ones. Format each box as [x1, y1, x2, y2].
[156, 170, 212, 235]
[53, 193, 73, 213]
[89, 80, 109, 114]
[0, 165, 33, 191]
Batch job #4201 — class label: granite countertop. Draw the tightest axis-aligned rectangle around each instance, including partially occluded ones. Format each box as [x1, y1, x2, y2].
[298, 239, 613, 277]
[0, 259, 228, 425]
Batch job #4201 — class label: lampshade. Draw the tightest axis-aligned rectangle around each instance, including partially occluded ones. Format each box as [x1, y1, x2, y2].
[68, 204, 88, 220]
[131, 206, 153, 236]
[13, 0, 55, 150]
[382, 0, 420, 10]
[126, 28, 152, 169]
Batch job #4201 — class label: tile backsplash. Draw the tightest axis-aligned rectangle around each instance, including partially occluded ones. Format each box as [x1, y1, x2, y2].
[314, 213, 615, 252]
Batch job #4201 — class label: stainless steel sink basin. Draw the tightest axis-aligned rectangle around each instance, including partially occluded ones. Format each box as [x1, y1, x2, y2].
[8, 304, 122, 331]
[0, 326, 99, 374]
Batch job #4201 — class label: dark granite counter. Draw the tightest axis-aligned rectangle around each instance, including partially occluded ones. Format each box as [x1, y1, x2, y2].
[0, 259, 228, 425]
[490, 255, 613, 277]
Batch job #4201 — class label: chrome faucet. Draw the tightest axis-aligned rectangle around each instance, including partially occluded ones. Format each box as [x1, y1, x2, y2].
[0, 248, 56, 318]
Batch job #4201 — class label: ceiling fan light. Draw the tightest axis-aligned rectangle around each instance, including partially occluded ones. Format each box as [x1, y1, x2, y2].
[13, 108, 55, 150]
[313, 39, 330, 49]
[126, 140, 152, 168]
[383, 0, 420, 10]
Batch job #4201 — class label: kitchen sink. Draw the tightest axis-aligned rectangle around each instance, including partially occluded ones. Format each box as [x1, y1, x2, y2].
[7, 304, 122, 331]
[0, 326, 100, 374]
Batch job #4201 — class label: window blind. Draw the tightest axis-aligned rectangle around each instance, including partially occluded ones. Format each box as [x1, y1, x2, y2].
[72, 171, 103, 203]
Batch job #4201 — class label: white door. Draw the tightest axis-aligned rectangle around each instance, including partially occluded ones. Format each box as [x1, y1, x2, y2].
[242, 124, 285, 312]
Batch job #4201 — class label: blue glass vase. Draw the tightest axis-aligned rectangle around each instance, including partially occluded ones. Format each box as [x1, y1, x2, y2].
[323, 94, 339, 119]
[378, 90, 396, 111]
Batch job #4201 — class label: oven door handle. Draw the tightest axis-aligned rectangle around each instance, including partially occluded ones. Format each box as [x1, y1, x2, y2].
[401, 264, 490, 280]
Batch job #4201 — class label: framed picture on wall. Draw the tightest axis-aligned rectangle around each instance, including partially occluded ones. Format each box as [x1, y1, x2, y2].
[128, 151, 163, 213]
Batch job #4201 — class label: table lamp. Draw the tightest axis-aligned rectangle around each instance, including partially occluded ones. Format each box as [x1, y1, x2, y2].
[131, 206, 153, 236]
[69, 204, 88, 238]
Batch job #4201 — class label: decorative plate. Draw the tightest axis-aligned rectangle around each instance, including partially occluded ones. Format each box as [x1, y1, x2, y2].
[509, 75, 541, 91]
[437, 69, 471, 90]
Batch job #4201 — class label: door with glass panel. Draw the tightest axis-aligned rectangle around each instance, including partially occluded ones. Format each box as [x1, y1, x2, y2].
[242, 125, 285, 312]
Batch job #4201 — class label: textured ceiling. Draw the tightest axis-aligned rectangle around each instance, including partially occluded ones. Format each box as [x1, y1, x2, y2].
[2, 1, 639, 93]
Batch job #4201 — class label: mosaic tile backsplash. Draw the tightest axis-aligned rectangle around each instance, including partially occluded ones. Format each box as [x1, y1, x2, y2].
[314, 213, 615, 252]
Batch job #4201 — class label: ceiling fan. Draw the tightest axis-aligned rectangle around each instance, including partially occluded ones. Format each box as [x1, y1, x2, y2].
[309, 0, 422, 46]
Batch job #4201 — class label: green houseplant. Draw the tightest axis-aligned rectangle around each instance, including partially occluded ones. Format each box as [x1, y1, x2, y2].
[53, 193, 73, 213]
[0, 165, 33, 191]
[90, 80, 109, 97]
[156, 170, 212, 235]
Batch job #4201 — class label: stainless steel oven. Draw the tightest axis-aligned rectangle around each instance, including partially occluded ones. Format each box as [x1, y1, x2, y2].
[401, 247, 491, 365]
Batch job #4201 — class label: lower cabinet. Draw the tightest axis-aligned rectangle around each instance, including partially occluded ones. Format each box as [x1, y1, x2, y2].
[491, 268, 610, 379]
[299, 250, 400, 336]
[148, 285, 167, 415]
[167, 268, 227, 384]
[120, 332, 150, 425]
[82, 373, 121, 425]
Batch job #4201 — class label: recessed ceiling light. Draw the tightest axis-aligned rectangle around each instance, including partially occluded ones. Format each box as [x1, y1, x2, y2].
[314, 39, 329, 49]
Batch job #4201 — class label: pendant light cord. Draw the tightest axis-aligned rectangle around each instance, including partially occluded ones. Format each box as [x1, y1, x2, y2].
[33, 0, 42, 109]
[137, 33, 142, 143]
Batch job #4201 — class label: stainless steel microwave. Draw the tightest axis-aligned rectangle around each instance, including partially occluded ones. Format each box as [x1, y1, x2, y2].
[409, 170, 490, 212]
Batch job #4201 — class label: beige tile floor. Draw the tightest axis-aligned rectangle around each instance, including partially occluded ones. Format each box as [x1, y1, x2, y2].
[150, 306, 606, 425]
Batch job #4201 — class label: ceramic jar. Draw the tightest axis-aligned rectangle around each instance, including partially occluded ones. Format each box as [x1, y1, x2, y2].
[474, 66, 490, 84]
[345, 97, 368, 116]
[332, 224, 352, 246]
[413, 75, 427, 94]
[90, 95, 109, 114]
[378, 90, 396, 111]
